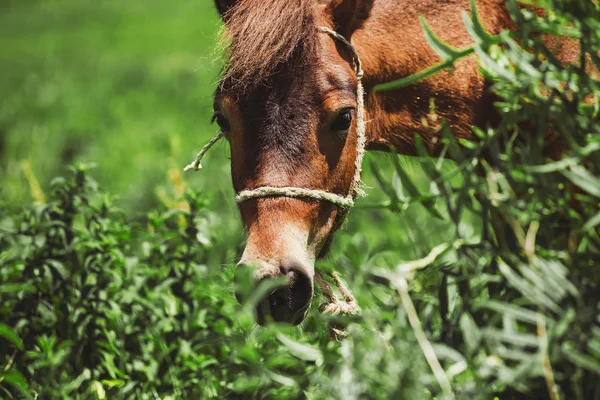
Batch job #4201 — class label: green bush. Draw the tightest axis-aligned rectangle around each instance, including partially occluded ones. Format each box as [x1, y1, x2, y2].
[1, 0, 599, 399]
[369, 0, 600, 398]
[1, 165, 234, 398]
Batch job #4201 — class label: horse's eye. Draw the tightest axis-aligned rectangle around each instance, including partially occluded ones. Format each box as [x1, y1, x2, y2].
[212, 113, 230, 132]
[331, 109, 353, 132]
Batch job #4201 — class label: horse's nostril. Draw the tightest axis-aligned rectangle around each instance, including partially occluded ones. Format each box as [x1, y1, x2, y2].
[237, 260, 313, 325]
[265, 266, 313, 325]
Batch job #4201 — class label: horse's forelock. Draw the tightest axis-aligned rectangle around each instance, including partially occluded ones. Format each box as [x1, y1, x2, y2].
[219, 0, 319, 91]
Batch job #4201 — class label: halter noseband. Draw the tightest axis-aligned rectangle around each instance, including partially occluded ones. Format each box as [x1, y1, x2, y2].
[184, 27, 367, 226]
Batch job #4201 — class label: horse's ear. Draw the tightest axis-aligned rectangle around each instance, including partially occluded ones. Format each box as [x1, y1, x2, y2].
[214, 0, 237, 19]
[322, 0, 374, 37]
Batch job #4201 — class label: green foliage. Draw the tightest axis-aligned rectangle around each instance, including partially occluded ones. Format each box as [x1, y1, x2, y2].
[372, 0, 600, 398]
[1, 0, 600, 399]
[0, 166, 316, 399]
[0, 166, 425, 399]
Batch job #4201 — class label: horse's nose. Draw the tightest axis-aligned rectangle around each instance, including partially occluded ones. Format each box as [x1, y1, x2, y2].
[236, 261, 313, 325]
[261, 265, 313, 325]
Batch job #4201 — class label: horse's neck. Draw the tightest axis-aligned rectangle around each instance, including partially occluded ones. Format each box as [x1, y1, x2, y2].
[355, 0, 512, 155]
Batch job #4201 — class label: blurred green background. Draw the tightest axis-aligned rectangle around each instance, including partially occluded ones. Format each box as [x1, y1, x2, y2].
[1, 0, 224, 209]
[0, 0, 467, 267]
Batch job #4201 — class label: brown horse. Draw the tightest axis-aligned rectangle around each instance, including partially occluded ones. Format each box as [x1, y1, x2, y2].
[211, 0, 578, 325]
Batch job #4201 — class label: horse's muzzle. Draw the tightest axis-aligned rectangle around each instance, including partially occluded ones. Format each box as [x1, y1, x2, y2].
[235, 262, 313, 325]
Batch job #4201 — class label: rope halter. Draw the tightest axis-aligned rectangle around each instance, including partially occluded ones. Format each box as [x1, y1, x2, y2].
[184, 26, 365, 325]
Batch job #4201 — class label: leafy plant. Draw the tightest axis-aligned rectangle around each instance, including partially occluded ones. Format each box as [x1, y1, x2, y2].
[368, 0, 600, 398]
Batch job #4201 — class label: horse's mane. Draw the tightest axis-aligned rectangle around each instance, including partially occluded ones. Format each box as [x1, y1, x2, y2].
[219, 0, 318, 90]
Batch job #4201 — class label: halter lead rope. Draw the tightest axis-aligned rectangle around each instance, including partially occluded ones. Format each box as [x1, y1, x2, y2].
[185, 26, 365, 324]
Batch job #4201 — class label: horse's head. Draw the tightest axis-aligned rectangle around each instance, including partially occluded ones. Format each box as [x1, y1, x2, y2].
[213, 0, 372, 325]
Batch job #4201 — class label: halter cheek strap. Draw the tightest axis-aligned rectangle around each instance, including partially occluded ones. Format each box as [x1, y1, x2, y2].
[184, 26, 367, 223]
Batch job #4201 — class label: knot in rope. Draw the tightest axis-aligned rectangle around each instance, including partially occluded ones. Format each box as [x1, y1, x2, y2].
[315, 271, 360, 315]
[315, 271, 360, 339]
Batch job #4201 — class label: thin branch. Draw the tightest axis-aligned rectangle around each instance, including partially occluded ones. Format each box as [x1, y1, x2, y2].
[396, 277, 455, 400]
[525, 221, 540, 258]
[537, 314, 560, 400]
[0, 350, 18, 384]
